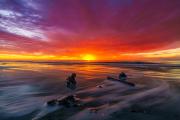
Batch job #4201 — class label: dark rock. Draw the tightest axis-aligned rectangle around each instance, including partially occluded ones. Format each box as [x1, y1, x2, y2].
[97, 85, 103, 88]
[58, 95, 79, 107]
[47, 99, 57, 106]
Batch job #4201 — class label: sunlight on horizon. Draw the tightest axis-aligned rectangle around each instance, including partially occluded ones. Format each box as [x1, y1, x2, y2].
[82, 54, 96, 61]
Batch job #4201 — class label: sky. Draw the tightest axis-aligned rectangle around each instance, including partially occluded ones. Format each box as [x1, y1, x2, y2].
[0, 0, 180, 62]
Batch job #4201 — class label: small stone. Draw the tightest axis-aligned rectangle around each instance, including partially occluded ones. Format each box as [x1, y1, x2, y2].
[47, 99, 57, 106]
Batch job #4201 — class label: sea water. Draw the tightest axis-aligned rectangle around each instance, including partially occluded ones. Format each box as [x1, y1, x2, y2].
[0, 62, 180, 120]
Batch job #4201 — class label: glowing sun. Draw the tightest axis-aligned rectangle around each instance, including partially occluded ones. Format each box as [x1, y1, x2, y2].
[82, 54, 96, 61]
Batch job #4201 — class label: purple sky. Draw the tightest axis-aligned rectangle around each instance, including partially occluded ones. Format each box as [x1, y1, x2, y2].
[0, 0, 180, 61]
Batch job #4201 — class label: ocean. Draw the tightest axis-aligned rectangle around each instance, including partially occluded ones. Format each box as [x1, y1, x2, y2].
[0, 61, 180, 120]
